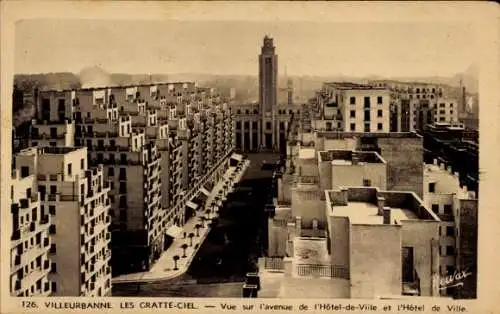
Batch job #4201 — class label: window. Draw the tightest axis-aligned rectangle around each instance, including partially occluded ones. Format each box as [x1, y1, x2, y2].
[439, 103, 445, 108]
[443, 204, 453, 215]
[363, 97, 370, 108]
[377, 96, 383, 104]
[67, 163, 72, 176]
[80, 158, 84, 169]
[51, 282, 57, 293]
[364, 123, 370, 132]
[50, 185, 57, 195]
[266, 122, 271, 130]
[21, 166, 29, 178]
[446, 266, 455, 275]
[237, 109, 241, 114]
[350, 110, 356, 118]
[446, 226, 455, 236]
[119, 182, 127, 194]
[377, 123, 383, 130]
[244, 121, 250, 129]
[350, 123, 356, 131]
[349, 97, 356, 105]
[363, 179, 371, 186]
[377, 110, 383, 117]
[119, 168, 126, 180]
[326, 122, 332, 131]
[252, 122, 258, 130]
[49, 205, 56, 215]
[428, 183, 435, 193]
[108, 167, 114, 176]
[364, 110, 370, 121]
[431, 204, 439, 213]
[445, 246, 455, 256]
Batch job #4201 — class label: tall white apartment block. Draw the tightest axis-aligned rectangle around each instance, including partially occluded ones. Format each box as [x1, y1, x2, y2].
[14, 146, 112, 296]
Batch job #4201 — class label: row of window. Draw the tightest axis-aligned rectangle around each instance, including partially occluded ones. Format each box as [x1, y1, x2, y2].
[349, 96, 384, 106]
[348, 123, 384, 131]
[349, 110, 384, 118]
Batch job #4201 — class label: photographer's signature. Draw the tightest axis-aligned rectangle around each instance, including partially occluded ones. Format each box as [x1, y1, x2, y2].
[435, 269, 472, 290]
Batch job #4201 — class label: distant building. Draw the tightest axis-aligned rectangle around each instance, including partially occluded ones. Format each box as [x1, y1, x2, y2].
[313, 82, 391, 133]
[232, 36, 300, 153]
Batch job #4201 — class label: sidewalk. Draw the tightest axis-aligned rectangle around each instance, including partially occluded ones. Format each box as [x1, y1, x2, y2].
[113, 159, 250, 284]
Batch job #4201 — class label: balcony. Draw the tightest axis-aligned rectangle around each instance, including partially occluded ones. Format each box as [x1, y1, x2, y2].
[295, 264, 350, 279]
[14, 254, 21, 266]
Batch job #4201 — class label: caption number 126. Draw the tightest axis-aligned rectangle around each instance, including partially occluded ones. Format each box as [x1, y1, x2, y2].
[21, 301, 38, 308]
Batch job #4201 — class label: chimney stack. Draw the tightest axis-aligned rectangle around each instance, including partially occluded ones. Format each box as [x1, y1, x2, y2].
[433, 159, 438, 165]
[377, 197, 385, 215]
[383, 207, 391, 224]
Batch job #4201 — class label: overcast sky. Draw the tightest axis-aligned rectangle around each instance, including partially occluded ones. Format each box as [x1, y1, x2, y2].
[15, 19, 478, 77]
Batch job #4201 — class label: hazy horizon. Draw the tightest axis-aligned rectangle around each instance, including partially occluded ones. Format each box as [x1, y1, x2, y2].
[15, 19, 478, 78]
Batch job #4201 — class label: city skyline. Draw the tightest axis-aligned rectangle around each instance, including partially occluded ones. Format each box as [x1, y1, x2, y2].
[15, 19, 478, 78]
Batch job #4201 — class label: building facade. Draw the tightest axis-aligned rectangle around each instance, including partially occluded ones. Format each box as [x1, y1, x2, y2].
[13, 146, 112, 296]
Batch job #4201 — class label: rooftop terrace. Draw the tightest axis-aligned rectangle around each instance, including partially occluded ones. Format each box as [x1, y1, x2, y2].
[325, 187, 440, 224]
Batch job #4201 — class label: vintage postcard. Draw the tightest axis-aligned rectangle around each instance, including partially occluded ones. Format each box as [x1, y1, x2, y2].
[1, 1, 498, 313]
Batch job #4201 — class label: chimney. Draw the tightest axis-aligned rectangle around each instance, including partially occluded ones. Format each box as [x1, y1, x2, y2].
[377, 197, 385, 215]
[383, 207, 391, 224]
[433, 158, 438, 165]
[439, 163, 445, 170]
[447, 166, 453, 173]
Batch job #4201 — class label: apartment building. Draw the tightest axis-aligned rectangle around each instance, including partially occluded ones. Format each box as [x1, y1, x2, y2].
[285, 131, 424, 198]
[21, 80, 235, 276]
[10, 169, 52, 297]
[368, 80, 461, 132]
[14, 146, 112, 296]
[422, 122, 479, 193]
[27, 90, 76, 148]
[272, 148, 388, 254]
[424, 159, 478, 299]
[315, 82, 391, 133]
[261, 186, 440, 299]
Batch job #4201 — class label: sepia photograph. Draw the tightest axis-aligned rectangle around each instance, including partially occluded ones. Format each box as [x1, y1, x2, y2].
[1, 1, 497, 312]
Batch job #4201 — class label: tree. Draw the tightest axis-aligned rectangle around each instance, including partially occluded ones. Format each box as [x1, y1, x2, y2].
[205, 209, 211, 219]
[173, 255, 180, 270]
[181, 243, 188, 258]
[195, 224, 202, 237]
[188, 233, 194, 246]
[200, 216, 206, 228]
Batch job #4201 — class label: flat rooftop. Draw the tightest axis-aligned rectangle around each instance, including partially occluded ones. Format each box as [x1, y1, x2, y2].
[317, 131, 422, 139]
[17, 146, 83, 156]
[326, 187, 440, 222]
[331, 202, 417, 225]
[318, 150, 386, 164]
[324, 82, 387, 90]
[298, 148, 316, 159]
[293, 237, 329, 265]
